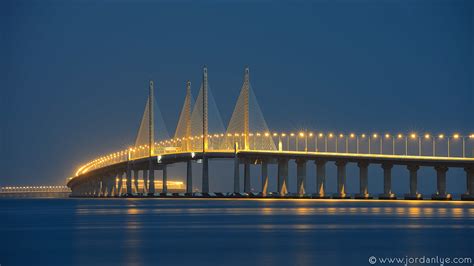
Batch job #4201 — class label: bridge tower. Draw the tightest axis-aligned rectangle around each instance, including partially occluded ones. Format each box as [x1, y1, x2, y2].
[174, 80, 193, 151]
[243, 67, 250, 150]
[202, 66, 209, 152]
[202, 66, 209, 193]
[148, 80, 155, 195]
[149, 80, 155, 156]
[185, 81, 192, 150]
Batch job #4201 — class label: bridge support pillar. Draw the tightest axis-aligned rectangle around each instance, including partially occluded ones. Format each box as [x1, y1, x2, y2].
[101, 178, 107, 197]
[162, 164, 168, 194]
[296, 159, 307, 196]
[202, 156, 209, 194]
[333, 161, 350, 199]
[94, 179, 99, 197]
[432, 166, 451, 200]
[142, 170, 148, 195]
[277, 158, 289, 196]
[233, 155, 240, 194]
[133, 169, 139, 195]
[126, 165, 132, 196]
[462, 167, 474, 200]
[107, 175, 114, 197]
[261, 160, 269, 196]
[148, 159, 155, 196]
[314, 160, 328, 198]
[404, 165, 422, 200]
[186, 160, 193, 195]
[355, 161, 371, 199]
[379, 163, 396, 199]
[116, 172, 123, 196]
[244, 159, 251, 193]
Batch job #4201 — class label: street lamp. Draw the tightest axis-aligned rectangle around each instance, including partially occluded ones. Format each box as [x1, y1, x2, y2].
[319, 133, 326, 152]
[361, 134, 366, 154]
[329, 133, 334, 152]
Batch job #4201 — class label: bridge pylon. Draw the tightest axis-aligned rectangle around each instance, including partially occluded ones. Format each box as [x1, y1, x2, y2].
[224, 66, 275, 151]
[174, 80, 193, 151]
[148, 80, 154, 156]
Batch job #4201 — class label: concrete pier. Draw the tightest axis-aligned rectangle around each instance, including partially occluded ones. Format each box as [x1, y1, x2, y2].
[233, 155, 239, 193]
[432, 166, 451, 200]
[100, 178, 107, 196]
[133, 169, 139, 194]
[261, 160, 269, 196]
[142, 169, 148, 194]
[404, 165, 422, 200]
[278, 158, 289, 195]
[126, 165, 132, 196]
[314, 160, 328, 198]
[107, 175, 114, 197]
[244, 159, 251, 193]
[333, 160, 350, 199]
[117, 172, 123, 196]
[296, 159, 306, 196]
[202, 156, 209, 193]
[186, 160, 193, 194]
[162, 164, 168, 194]
[379, 163, 396, 199]
[355, 161, 371, 199]
[461, 167, 474, 200]
[148, 159, 155, 196]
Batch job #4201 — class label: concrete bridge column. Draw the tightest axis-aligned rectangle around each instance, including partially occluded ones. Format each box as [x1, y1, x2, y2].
[142, 169, 148, 195]
[261, 160, 269, 196]
[404, 165, 422, 200]
[379, 163, 396, 199]
[162, 164, 168, 194]
[432, 166, 451, 200]
[244, 159, 251, 193]
[107, 175, 114, 197]
[148, 159, 155, 196]
[277, 158, 289, 195]
[355, 161, 371, 199]
[88, 181, 93, 197]
[94, 179, 100, 197]
[186, 160, 193, 195]
[296, 159, 307, 196]
[202, 156, 209, 194]
[133, 169, 139, 195]
[100, 178, 107, 197]
[117, 172, 123, 196]
[233, 155, 240, 193]
[333, 161, 350, 199]
[126, 165, 132, 196]
[314, 160, 327, 198]
[462, 167, 474, 200]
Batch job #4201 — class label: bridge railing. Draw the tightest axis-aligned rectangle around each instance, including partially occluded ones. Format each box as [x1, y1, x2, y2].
[73, 132, 474, 178]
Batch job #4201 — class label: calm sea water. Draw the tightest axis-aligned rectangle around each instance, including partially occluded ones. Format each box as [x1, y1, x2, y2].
[1, 198, 473, 266]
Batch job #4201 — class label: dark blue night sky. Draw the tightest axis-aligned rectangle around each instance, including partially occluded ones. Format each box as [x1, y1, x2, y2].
[1, 0, 472, 189]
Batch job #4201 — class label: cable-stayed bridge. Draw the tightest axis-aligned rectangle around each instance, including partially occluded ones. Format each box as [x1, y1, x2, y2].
[67, 66, 474, 200]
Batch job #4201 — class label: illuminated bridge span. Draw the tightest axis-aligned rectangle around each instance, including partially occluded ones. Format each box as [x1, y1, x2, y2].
[0, 186, 71, 193]
[67, 66, 474, 200]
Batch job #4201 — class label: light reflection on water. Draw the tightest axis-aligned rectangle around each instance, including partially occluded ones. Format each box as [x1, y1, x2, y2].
[1, 198, 473, 266]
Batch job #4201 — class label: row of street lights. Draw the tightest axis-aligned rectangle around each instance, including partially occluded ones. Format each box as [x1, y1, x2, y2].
[271, 132, 474, 158]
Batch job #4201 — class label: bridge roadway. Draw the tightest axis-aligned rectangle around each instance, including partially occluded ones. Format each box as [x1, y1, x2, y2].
[67, 150, 474, 200]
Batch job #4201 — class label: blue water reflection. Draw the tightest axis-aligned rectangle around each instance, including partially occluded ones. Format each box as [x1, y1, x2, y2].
[1, 198, 473, 266]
